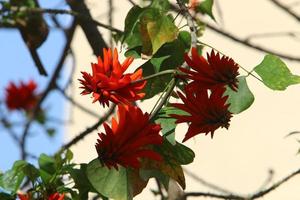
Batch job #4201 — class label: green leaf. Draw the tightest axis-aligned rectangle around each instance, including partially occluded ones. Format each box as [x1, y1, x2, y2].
[150, 0, 170, 12]
[38, 154, 56, 183]
[141, 32, 190, 99]
[68, 164, 93, 200]
[0, 160, 27, 192]
[140, 9, 178, 54]
[22, 163, 39, 182]
[141, 140, 194, 189]
[224, 76, 255, 114]
[254, 54, 300, 90]
[0, 192, 15, 200]
[154, 107, 187, 145]
[196, 0, 215, 20]
[86, 159, 148, 200]
[46, 128, 56, 137]
[123, 6, 145, 48]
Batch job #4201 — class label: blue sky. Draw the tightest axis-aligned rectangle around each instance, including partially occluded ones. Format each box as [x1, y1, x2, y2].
[0, 1, 71, 171]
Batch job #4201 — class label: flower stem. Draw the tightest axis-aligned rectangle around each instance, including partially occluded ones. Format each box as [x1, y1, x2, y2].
[131, 69, 176, 84]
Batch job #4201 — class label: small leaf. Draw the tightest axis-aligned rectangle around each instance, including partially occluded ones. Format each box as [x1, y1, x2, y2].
[46, 128, 56, 137]
[86, 159, 147, 200]
[38, 154, 56, 184]
[254, 54, 300, 90]
[224, 76, 255, 114]
[196, 0, 215, 20]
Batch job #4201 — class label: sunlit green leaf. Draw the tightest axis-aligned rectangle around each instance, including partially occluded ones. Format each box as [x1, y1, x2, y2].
[254, 55, 300, 90]
[224, 76, 254, 114]
[196, 0, 215, 20]
[0, 161, 27, 192]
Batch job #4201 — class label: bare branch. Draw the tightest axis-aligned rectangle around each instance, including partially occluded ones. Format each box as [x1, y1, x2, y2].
[20, 20, 77, 160]
[268, 0, 300, 22]
[60, 104, 116, 150]
[56, 86, 101, 118]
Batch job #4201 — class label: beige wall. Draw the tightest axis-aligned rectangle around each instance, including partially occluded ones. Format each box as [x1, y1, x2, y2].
[66, 0, 300, 199]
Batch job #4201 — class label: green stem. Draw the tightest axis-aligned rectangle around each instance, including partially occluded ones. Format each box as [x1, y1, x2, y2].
[150, 78, 178, 119]
[131, 69, 176, 84]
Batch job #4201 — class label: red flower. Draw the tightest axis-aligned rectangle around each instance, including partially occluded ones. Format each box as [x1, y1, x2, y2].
[182, 48, 239, 91]
[48, 193, 65, 200]
[5, 80, 38, 111]
[18, 193, 64, 200]
[79, 48, 146, 107]
[18, 193, 30, 200]
[95, 105, 163, 170]
[171, 87, 232, 142]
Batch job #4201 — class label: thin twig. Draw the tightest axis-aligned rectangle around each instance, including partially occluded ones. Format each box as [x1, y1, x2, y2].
[183, 168, 300, 199]
[60, 104, 116, 151]
[56, 86, 101, 118]
[268, 0, 300, 22]
[20, 20, 77, 160]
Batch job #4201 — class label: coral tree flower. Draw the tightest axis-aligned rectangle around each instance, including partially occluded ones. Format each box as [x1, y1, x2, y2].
[171, 87, 232, 142]
[79, 48, 146, 107]
[48, 193, 65, 200]
[182, 48, 239, 91]
[5, 80, 38, 111]
[95, 105, 163, 170]
[18, 192, 64, 200]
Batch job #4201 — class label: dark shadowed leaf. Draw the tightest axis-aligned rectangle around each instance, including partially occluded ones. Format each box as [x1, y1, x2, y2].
[86, 159, 148, 200]
[224, 76, 254, 114]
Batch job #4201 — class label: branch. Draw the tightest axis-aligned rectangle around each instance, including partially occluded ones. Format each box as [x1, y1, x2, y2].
[60, 104, 116, 150]
[176, 0, 197, 47]
[56, 86, 101, 118]
[268, 0, 300, 22]
[20, 20, 77, 159]
[28, 48, 48, 76]
[205, 23, 300, 62]
[170, 4, 300, 62]
[183, 168, 300, 199]
[66, 0, 108, 56]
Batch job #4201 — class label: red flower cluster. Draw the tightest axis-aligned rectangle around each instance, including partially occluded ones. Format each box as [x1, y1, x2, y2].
[18, 192, 64, 200]
[79, 48, 146, 107]
[182, 48, 239, 91]
[5, 80, 38, 111]
[172, 48, 238, 142]
[95, 105, 163, 170]
[171, 87, 232, 142]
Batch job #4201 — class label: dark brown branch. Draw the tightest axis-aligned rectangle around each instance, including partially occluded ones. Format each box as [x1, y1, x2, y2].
[20, 20, 77, 159]
[268, 0, 300, 22]
[61, 104, 116, 150]
[66, 0, 107, 56]
[28, 48, 48, 76]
